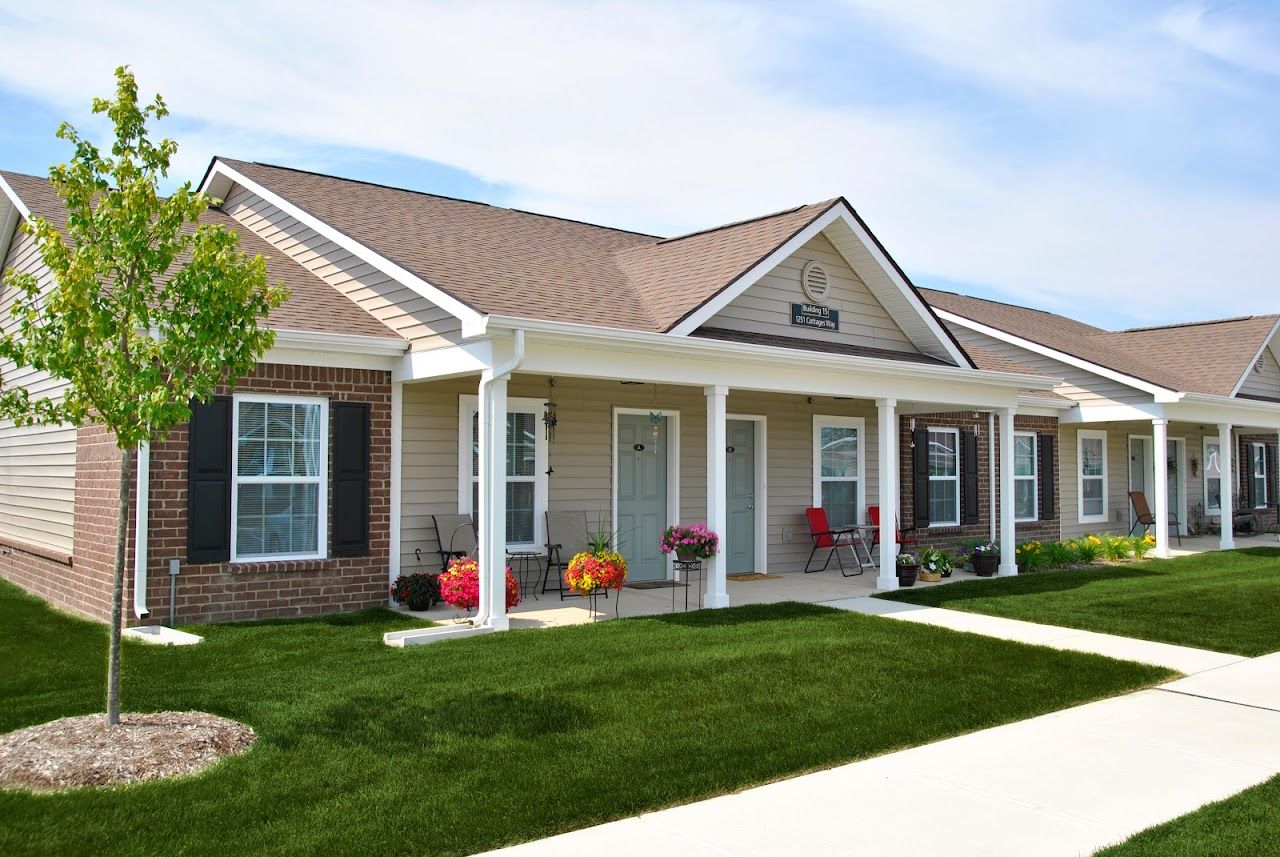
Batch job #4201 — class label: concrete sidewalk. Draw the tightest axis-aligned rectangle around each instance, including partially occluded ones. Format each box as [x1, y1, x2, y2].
[830, 596, 1246, 674]
[484, 640, 1280, 856]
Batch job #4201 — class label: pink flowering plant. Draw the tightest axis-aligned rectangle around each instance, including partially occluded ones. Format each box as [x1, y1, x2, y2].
[658, 522, 720, 559]
[437, 556, 520, 611]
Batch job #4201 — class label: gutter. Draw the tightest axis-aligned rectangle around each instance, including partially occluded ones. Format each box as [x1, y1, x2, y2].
[470, 314, 1060, 392]
[133, 441, 150, 619]
[472, 330, 525, 628]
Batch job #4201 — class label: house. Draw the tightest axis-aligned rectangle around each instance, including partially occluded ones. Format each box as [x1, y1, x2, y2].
[0, 158, 1274, 635]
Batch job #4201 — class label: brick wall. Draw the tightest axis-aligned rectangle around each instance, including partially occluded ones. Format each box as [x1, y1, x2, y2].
[898, 412, 1061, 554]
[1238, 434, 1279, 534]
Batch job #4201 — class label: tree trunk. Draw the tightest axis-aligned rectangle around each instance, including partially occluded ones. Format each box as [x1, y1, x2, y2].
[106, 444, 134, 726]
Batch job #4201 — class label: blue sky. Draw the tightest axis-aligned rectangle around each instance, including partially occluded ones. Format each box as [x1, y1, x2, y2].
[1, 0, 1278, 329]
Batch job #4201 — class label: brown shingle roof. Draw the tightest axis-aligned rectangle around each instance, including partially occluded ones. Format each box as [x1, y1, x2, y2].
[220, 159, 841, 334]
[1, 170, 402, 341]
[922, 287, 1280, 396]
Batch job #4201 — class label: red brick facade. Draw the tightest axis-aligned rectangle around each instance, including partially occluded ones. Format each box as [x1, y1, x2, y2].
[898, 412, 1061, 554]
[1237, 434, 1279, 534]
[1, 363, 392, 626]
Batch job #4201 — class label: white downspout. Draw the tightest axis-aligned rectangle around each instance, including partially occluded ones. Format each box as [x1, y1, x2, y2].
[988, 411, 997, 544]
[472, 330, 525, 628]
[133, 440, 150, 619]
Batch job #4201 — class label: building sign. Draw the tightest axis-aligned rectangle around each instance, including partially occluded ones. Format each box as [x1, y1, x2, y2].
[790, 302, 839, 332]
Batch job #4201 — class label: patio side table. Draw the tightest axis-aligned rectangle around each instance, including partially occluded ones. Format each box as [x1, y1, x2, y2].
[507, 551, 542, 601]
[672, 558, 703, 612]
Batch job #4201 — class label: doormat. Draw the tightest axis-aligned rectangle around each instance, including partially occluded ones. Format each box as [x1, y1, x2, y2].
[727, 573, 782, 582]
[625, 580, 686, 590]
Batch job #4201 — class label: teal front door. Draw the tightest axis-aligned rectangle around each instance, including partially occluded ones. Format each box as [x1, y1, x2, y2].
[617, 414, 669, 581]
[726, 419, 757, 574]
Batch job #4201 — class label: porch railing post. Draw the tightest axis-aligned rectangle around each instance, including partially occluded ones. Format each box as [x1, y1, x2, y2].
[1152, 417, 1171, 558]
[704, 385, 730, 608]
[1219, 423, 1235, 552]
[875, 398, 899, 590]
[998, 407, 1018, 576]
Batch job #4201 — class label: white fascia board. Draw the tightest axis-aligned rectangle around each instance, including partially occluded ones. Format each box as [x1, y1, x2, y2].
[0, 176, 31, 266]
[394, 341, 495, 383]
[480, 313, 1056, 391]
[1168, 393, 1280, 430]
[667, 204, 841, 336]
[665, 203, 971, 367]
[0, 173, 32, 222]
[1229, 318, 1280, 397]
[936, 309, 1179, 401]
[1059, 402, 1165, 424]
[202, 160, 485, 330]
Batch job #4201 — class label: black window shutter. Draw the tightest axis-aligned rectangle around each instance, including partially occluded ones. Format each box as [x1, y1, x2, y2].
[912, 428, 930, 528]
[961, 429, 979, 524]
[332, 402, 371, 557]
[1039, 433, 1056, 519]
[187, 396, 232, 563]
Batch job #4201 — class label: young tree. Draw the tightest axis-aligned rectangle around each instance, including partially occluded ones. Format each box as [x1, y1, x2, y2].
[0, 67, 286, 725]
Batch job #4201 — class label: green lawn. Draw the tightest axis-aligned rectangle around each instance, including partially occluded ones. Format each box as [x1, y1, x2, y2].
[878, 548, 1280, 657]
[1095, 774, 1280, 856]
[0, 580, 1171, 856]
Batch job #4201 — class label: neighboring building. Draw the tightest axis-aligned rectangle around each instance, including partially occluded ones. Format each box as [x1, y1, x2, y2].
[0, 159, 1275, 632]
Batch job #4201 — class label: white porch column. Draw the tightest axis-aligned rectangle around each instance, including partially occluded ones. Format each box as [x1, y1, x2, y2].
[1276, 431, 1280, 545]
[477, 375, 510, 629]
[1219, 423, 1235, 551]
[704, 385, 730, 608]
[875, 398, 899, 590]
[1151, 418, 1171, 558]
[999, 407, 1018, 576]
[388, 380, 403, 599]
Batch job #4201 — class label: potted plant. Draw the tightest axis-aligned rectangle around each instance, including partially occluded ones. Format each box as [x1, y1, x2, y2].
[968, 542, 999, 576]
[438, 556, 520, 613]
[390, 572, 441, 611]
[918, 547, 952, 582]
[565, 547, 628, 619]
[659, 522, 720, 562]
[895, 551, 919, 587]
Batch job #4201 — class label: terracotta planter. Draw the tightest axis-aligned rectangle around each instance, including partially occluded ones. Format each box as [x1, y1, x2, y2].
[917, 569, 942, 583]
[972, 554, 998, 576]
[676, 551, 700, 563]
[896, 564, 918, 587]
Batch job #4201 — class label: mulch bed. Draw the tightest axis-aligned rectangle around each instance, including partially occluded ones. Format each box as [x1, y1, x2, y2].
[0, 711, 255, 792]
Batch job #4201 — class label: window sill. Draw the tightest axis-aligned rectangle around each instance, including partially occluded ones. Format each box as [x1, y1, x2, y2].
[226, 558, 333, 575]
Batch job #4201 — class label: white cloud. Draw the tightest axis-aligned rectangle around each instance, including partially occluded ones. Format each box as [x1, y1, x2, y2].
[0, 0, 1276, 327]
[1159, 3, 1280, 77]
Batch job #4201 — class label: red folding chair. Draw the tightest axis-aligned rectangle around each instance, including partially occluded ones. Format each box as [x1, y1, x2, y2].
[866, 504, 918, 555]
[803, 507, 872, 576]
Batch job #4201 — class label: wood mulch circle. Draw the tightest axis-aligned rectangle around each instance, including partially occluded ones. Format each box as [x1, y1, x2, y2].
[0, 711, 255, 792]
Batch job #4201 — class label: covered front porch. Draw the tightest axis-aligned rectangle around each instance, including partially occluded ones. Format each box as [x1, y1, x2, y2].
[387, 322, 1050, 642]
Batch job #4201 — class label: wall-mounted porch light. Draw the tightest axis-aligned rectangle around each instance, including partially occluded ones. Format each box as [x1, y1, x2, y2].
[543, 377, 558, 442]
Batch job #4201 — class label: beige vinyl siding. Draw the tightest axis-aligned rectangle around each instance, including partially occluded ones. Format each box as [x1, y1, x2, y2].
[399, 375, 879, 575]
[1059, 421, 1216, 541]
[947, 324, 1152, 406]
[0, 229, 75, 554]
[1238, 347, 1280, 400]
[702, 233, 919, 354]
[220, 186, 462, 350]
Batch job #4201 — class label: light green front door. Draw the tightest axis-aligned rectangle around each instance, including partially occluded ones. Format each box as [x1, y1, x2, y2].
[617, 414, 669, 581]
[726, 419, 757, 574]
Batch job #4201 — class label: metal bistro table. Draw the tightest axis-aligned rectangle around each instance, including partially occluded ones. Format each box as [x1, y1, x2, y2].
[846, 524, 879, 574]
[507, 551, 542, 601]
[672, 557, 704, 612]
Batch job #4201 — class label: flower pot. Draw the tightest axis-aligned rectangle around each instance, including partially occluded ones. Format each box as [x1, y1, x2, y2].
[676, 550, 700, 563]
[406, 595, 432, 611]
[896, 565, 918, 587]
[918, 569, 942, 583]
[972, 554, 998, 576]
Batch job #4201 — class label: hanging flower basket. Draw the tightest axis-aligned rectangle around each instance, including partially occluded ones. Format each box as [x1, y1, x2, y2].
[438, 556, 520, 611]
[564, 550, 628, 596]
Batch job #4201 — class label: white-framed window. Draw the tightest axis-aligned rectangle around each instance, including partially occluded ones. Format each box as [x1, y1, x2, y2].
[458, 395, 549, 550]
[1078, 430, 1108, 524]
[1204, 438, 1222, 515]
[1014, 431, 1038, 522]
[1252, 443, 1269, 509]
[813, 416, 864, 529]
[231, 394, 328, 562]
[926, 427, 960, 527]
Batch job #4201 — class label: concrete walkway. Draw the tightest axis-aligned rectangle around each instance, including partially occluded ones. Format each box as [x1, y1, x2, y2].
[831, 596, 1247, 674]
[484, 623, 1280, 856]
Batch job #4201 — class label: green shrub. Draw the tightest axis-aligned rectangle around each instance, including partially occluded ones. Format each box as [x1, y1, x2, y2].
[1015, 540, 1048, 572]
[1131, 533, 1156, 558]
[1100, 533, 1133, 562]
[1041, 540, 1076, 568]
[1071, 535, 1105, 564]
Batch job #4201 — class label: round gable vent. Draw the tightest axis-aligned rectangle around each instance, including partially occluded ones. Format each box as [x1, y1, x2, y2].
[800, 260, 830, 303]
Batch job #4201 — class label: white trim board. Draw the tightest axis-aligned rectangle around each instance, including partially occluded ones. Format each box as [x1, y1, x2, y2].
[202, 159, 484, 330]
[936, 309, 1178, 400]
[667, 201, 970, 367]
[727, 413, 768, 574]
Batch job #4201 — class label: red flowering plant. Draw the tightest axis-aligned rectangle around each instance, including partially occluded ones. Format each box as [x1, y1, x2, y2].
[564, 549, 628, 596]
[658, 522, 720, 559]
[437, 556, 520, 611]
